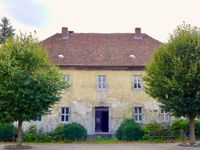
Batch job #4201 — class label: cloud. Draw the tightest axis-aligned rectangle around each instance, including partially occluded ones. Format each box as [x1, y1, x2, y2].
[2, 0, 49, 27]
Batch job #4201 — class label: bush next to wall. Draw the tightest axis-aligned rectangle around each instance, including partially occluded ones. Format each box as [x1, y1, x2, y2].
[23, 133, 54, 142]
[172, 119, 189, 138]
[23, 125, 54, 142]
[54, 122, 87, 142]
[171, 119, 200, 138]
[0, 123, 16, 141]
[142, 122, 167, 140]
[195, 120, 200, 139]
[116, 119, 144, 141]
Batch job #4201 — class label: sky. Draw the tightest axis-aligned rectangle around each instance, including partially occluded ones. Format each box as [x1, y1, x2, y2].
[0, 0, 200, 42]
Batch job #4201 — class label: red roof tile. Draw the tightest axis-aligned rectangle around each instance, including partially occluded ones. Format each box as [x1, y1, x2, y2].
[42, 29, 162, 68]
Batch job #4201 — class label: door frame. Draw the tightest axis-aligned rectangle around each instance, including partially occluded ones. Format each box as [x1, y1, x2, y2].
[93, 105, 111, 134]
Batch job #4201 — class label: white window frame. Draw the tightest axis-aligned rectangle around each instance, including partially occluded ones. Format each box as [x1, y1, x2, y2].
[32, 116, 42, 122]
[133, 106, 144, 123]
[97, 75, 107, 90]
[133, 75, 142, 89]
[64, 75, 72, 86]
[159, 109, 170, 122]
[61, 107, 69, 122]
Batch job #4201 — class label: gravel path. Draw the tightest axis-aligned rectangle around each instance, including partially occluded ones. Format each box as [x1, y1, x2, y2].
[0, 143, 199, 150]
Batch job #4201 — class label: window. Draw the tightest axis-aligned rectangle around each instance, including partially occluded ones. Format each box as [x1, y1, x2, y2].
[33, 116, 42, 122]
[97, 75, 107, 90]
[61, 107, 69, 122]
[159, 109, 170, 122]
[133, 75, 142, 89]
[134, 107, 144, 123]
[64, 75, 72, 85]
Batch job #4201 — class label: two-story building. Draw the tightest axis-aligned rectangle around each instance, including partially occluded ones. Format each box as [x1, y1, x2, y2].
[24, 27, 170, 135]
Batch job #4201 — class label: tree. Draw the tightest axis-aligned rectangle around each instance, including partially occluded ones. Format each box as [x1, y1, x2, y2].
[144, 24, 200, 145]
[0, 34, 66, 148]
[0, 17, 15, 44]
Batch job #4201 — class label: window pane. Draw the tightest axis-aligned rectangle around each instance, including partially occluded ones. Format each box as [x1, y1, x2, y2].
[98, 82, 101, 89]
[61, 108, 65, 114]
[139, 115, 142, 121]
[65, 75, 70, 82]
[98, 76, 102, 82]
[65, 115, 68, 121]
[134, 107, 138, 113]
[65, 108, 69, 114]
[102, 83, 106, 88]
[134, 83, 137, 88]
[135, 115, 138, 121]
[139, 107, 142, 113]
[61, 115, 65, 121]
[102, 76, 106, 81]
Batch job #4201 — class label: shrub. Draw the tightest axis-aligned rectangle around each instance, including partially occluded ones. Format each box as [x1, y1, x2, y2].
[53, 124, 65, 141]
[116, 119, 144, 141]
[143, 122, 164, 132]
[142, 122, 166, 140]
[27, 125, 37, 134]
[23, 133, 53, 142]
[171, 119, 189, 137]
[0, 123, 16, 141]
[195, 120, 200, 138]
[54, 122, 87, 142]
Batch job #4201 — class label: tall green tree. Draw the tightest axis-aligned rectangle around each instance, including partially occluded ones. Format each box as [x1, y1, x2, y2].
[0, 35, 66, 148]
[0, 17, 15, 44]
[144, 24, 200, 145]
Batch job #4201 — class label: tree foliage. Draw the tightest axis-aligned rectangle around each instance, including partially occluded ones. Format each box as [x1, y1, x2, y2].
[0, 34, 66, 147]
[0, 17, 15, 44]
[144, 24, 200, 145]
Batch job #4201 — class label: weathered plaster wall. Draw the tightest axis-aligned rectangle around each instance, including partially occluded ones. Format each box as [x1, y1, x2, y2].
[23, 69, 167, 134]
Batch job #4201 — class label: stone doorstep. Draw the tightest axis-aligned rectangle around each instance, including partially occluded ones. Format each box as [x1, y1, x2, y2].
[87, 134, 113, 140]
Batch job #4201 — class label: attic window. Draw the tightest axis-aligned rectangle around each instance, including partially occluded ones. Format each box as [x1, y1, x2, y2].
[129, 54, 136, 58]
[58, 54, 64, 59]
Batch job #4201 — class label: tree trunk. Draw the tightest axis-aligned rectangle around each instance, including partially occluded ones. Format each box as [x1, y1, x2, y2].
[189, 116, 196, 145]
[16, 120, 23, 148]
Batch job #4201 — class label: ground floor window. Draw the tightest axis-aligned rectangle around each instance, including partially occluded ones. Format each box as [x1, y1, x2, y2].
[134, 106, 144, 123]
[61, 107, 69, 122]
[159, 109, 170, 122]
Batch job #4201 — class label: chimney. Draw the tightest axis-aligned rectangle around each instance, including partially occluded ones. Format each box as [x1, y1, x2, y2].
[61, 27, 68, 40]
[134, 27, 142, 40]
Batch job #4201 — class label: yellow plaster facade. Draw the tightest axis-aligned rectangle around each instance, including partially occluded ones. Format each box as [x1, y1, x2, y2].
[24, 68, 170, 134]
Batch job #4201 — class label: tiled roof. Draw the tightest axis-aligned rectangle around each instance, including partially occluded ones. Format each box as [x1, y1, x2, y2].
[42, 28, 162, 67]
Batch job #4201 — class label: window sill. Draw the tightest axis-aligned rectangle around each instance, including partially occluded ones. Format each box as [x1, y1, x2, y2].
[60, 121, 69, 124]
[96, 89, 107, 92]
[133, 88, 143, 91]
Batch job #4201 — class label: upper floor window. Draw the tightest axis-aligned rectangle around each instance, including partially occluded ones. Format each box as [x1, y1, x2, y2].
[33, 116, 42, 122]
[133, 75, 142, 89]
[159, 109, 170, 122]
[64, 75, 72, 86]
[134, 106, 144, 123]
[61, 107, 69, 122]
[97, 75, 107, 90]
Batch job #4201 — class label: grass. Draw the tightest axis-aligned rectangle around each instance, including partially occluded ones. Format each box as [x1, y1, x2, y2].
[86, 136, 119, 143]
